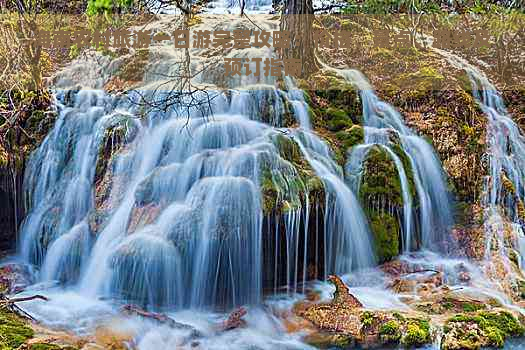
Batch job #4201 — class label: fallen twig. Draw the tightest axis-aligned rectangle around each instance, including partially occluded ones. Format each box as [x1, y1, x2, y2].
[0, 294, 49, 305]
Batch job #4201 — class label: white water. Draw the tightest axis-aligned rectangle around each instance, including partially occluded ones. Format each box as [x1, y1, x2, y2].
[435, 48, 525, 267]
[339, 69, 454, 252]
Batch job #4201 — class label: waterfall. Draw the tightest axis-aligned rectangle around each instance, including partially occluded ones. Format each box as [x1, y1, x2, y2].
[285, 81, 376, 274]
[18, 60, 376, 309]
[336, 69, 454, 252]
[435, 48, 525, 263]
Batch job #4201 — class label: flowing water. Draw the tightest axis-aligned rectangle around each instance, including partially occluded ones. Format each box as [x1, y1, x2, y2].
[4, 7, 525, 350]
[338, 69, 454, 252]
[435, 48, 525, 267]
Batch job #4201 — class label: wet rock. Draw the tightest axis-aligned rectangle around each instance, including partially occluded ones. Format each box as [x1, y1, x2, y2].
[327, 275, 362, 308]
[0, 263, 34, 294]
[126, 203, 162, 234]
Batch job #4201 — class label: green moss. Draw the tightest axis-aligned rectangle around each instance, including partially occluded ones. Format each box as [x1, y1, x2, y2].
[391, 65, 445, 101]
[312, 76, 362, 126]
[335, 125, 364, 150]
[29, 344, 63, 350]
[445, 311, 524, 348]
[401, 319, 431, 347]
[368, 211, 399, 263]
[379, 320, 401, 343]
[393, 312, 405, 321]
[326, 108, 353, 132]
[304, 332, 353, 349]
[485, 326, 505, 347]
[0, 309, 34, 350]
[260, 135, 325, 215]
[271, 133, 303, 165]
[359, 145, 414, 262]
[457, 71, 473, 94]
[461, 302, 485, 313]
[360, 311, 375, 328]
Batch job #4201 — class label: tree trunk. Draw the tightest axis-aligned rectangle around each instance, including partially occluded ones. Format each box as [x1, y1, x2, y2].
[280, 0, 318, 77]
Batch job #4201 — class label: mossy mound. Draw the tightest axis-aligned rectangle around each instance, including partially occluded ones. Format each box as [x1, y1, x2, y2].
[368, 212, 400, 264]
[379, 319, 401, 344]
[359, 145, 416, 262]
[401, 318, 431, 347]
[0, 308, 34, 350]
[442, 310, 525, 349]
[335, 125, 364, 151]
[260, 133, 325, 215]
[360, 146, 414, 207]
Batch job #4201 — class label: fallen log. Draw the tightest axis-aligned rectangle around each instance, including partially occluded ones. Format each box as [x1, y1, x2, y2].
[0, 294, 49, 305]
[0, 293, 49, 321]
[121, 304, 195, 331]
[217, 307, 247, 331]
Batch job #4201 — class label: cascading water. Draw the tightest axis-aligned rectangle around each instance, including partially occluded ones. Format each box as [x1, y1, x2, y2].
[17, 9, 378, 312]
[337, 69, 454, 252]
[285, 81, 376, 274]
[435, 48, 525, 265]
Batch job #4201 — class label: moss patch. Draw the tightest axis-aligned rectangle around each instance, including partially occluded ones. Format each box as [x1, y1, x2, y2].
[401, 318, 431, 347]
[0, 308, 34, 350]
[379, 320, 401, 344]
[358, 145, 417, 262]
[442, 311, 525, 350]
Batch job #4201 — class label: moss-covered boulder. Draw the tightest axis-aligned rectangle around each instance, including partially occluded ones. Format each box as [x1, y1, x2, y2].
[260, 133, 325, 215]
[442, 310, 525, 350]
[295, 275, 432, 349]
[359, 145, 416, 262]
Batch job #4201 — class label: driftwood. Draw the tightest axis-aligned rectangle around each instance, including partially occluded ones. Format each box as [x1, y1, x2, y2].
[0, 294, 49, 305]
[0, 293, 50, 321]
[122, 304, 248, 333]
[121, 304, 195, 331]
[217, 307, 247, 331]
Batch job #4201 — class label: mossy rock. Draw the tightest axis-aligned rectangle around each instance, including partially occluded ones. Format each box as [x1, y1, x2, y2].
[326, 108, 353, 132]
[271, 133, 303, 165]
[335, 125, 364, 150]
[368, 211, 400, 263]
[379, 320, 401, 344]
[28, 344, 63, 350]
[442, 311, 525, 350]
[401, 318, 431, 347]
[303, 332, 354, 349]
[359, 146, 409, 207]
[0, 309, 34, 350]
[358, 145, 417, 262]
